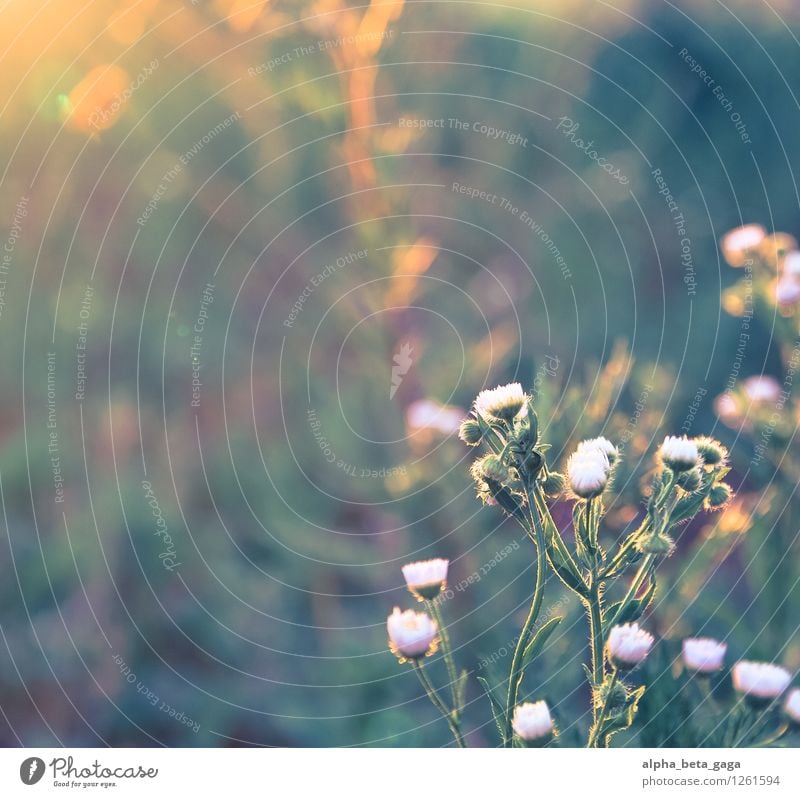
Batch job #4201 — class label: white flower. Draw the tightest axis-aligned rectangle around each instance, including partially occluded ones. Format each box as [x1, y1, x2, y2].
[783, 688, 800, 724]
[387, 607, 439, 660]
[577, 436, 618, 463]
[782, 250, 800, 277]
[682, 638, 727, 674]
[732, 661, 792, 700]
[406, 400, 464, 435]
[401, 558, 449, 600]
[775, 277, 800, 307]
[567, 448, 610, 499]
[742, 375, 781, 403]
[721, 224, 766, 266]
[474, 382, 526, 421]
[512, 701, 553, 745]
[607, 623, 654, 669]
[714, 392, 741, 423]
[659, 435, 699, 472]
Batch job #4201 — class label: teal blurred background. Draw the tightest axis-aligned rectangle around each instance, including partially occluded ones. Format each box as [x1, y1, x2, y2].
[0, 0, 798, 746]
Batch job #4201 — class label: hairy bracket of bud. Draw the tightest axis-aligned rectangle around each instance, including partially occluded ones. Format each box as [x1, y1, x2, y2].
[458, 417, 482, 446]
[541, 471, 566, 498]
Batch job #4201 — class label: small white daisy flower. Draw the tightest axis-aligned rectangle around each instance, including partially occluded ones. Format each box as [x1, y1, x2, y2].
[721, 224, 766, 266]
[387, 607, 439, 661]
[567, 448, 610, 499]
[783, 688, 800, 725]
[607, 623, 655, 669]
[732, 661, 792, 701]
[742, 375, 781, 403]
[577, 436, 618, 463]
[401, 558, 449, 601]
[473, 383, 526, 421]
[659, 435, 699, 472]
[512, 701, 554, 746]
[682, 638, 727, 674]
[775, 277, 800, 307]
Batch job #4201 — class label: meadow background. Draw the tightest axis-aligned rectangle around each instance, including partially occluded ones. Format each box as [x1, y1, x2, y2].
[0, 0, 798, 746]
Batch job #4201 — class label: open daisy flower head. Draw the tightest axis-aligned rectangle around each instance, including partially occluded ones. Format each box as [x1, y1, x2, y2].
[387, 608, 439, 662]
[512, 701, 554, 747]
[732, 661, 792, 704]
[607, 623, 655, 670]
[742, 375, 781, 404]
[473, 382, 527, 422]
[401, 558, 449, 601]
[659, 435, 699, 472]
[682, 638, 727, 675]
[783, 688, 800, 726]
[577, 436, 619, 465]
[720, 224, 767, 267]
[567, 447, 610, 499]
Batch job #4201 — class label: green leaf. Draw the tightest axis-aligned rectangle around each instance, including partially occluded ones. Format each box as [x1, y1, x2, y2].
[520, 616, 563, 673]
[477, 676, 507, 743]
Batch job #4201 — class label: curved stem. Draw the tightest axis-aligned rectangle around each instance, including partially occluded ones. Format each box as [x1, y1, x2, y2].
[502, 484, 547, 747]
[587, 582, 605, 688]
[587, 669, 618, 748]
[411, 661, 466, 748]
[427, 599, 459, 714]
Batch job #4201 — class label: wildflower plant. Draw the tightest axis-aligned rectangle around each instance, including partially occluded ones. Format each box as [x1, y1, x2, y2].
[386, 380, 798, 747]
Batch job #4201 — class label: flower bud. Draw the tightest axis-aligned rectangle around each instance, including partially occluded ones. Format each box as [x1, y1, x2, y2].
[474, 383, 526, 422]
[639, 532, 674, 556]
[705, 483, 733, 510]
[695, 437, 727, 466]
[479, 454, 508, 484]
[677, 467, 702, 492]
[743, 375, 781, 403]
[682, 638, 727, 675]
[401, 558, 449, 601]
[606, 623, 655, 670]
[732, 661, 792, 704]
[775, 276, 800, 307]
[659, 435, 699, 472]
[512, 701, 554, 746]
[458, 417, 482, 446]
[783, 688, 800, 727]
[542, 471, 566, 498]
[387, 608, 439, 661]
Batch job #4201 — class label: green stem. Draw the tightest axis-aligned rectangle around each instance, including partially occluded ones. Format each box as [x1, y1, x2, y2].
[502, 484, 547, 747]
[587, 581, 605, 688]
[753, 724, 789, 748]
[411, 660, 466, 748]
[587, 669, 618, 748]
[427, 599, 459, 715]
